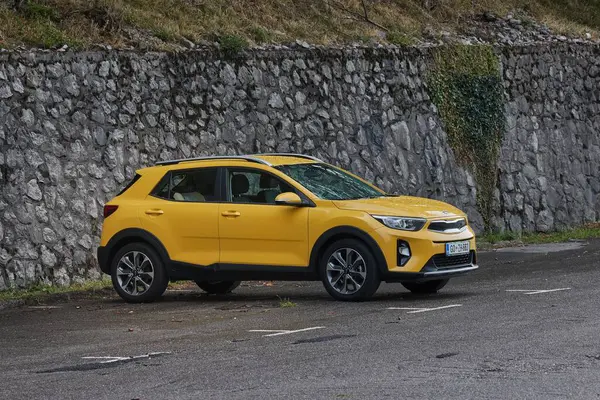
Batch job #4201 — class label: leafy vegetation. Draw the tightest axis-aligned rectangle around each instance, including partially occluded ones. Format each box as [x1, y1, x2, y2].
[480, 223, 600, 245]
[0, 0, 599, 49]
[0, 278, 112, 302]
[428, 44, 505, 231]
[279, 297, 297, 308]
[218, 34, 249, 56]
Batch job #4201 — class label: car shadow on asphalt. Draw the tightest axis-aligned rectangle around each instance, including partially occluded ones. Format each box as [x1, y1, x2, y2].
[97, 289, 476, 306]
[375, 291, 475, 303]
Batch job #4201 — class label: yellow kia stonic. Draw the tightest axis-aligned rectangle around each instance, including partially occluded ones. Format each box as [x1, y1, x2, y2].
[97, 153, 478, 302]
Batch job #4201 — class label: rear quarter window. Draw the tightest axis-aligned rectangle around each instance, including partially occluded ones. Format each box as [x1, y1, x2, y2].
[117, 174, 141, 196]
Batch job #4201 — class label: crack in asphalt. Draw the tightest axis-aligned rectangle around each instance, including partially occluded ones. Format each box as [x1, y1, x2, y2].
[292, 334, 357, 344]
[436, 352, 460, 359]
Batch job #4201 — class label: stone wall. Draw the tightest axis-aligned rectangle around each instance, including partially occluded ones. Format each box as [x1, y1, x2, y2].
[498, 44, 600, 233]
[0, 44, 598, 288]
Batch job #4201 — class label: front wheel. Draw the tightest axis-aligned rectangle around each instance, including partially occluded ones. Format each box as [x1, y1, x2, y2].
[401, 279, 449, 294]
[320, 238, 380, 301]
[111, 243, 168, 303]
[195, 281, 241, 294]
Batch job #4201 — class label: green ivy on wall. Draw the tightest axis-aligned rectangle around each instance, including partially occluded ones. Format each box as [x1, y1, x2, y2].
[428, 45, 505, 231]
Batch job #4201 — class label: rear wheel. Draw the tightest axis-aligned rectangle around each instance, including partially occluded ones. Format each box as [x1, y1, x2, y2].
[320, 238, 380, 301]
[111, 243, 168, 303]
[401, 279, 449, 294]
[195, 281, 241, 294]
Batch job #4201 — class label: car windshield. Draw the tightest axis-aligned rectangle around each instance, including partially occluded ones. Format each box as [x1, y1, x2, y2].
[276, 163, 385, 200]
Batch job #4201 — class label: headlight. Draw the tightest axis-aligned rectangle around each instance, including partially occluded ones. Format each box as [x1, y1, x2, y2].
[372, 215, 426, 231]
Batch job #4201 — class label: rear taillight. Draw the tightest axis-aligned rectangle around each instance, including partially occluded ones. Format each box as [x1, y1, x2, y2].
[103, 205, 119, 218]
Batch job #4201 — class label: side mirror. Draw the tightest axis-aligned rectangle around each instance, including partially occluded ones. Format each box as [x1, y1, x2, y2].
[275, 192, 304, 206]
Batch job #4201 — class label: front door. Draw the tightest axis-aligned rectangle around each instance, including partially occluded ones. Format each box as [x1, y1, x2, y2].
[218, 168, 309, 267]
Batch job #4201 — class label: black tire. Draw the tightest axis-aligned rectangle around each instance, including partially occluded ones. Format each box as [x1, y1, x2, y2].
[195, 281, 241, 294]
[110, 242, 168, 303]
[401, 279, 449, 294]
[320, 238, 381, 301]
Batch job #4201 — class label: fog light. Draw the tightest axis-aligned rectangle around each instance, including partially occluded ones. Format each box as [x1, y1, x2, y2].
[397, 240, 411, 266]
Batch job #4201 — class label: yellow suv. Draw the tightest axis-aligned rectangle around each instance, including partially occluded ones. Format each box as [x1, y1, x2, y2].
[97, 154, 478, 302]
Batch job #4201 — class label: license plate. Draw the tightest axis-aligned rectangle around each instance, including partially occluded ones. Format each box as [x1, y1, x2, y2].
[445, 241, 470, 256]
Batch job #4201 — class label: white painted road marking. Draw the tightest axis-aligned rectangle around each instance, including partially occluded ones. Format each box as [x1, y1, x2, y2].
[506, 288, 571, 295]
[81, 352, 171, 364]
[249, 326, 325, 337]
[387, 304, 462, 313]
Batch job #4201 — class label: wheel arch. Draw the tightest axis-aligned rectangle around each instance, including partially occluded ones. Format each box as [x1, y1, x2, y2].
[309, 226, 388, 274]
[99, 228, 170, 275]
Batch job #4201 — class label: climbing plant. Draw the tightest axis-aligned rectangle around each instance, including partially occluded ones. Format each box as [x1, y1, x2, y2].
[428, 45, 505, 231]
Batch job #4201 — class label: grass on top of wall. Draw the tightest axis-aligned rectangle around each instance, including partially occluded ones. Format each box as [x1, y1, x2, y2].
[1, 0, 600, 50]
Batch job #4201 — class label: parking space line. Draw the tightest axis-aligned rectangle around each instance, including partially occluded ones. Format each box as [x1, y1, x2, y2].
[81, 352, 171, 364]
[387, 304, 462, 313]
[506, 288, 571, 295]
[249, 326, 325, 337]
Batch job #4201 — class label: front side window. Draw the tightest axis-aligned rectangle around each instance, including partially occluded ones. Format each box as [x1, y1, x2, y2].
[152, 168, 218, 202]
[276, 163, 384, 200]
[228, 169, 294, 204]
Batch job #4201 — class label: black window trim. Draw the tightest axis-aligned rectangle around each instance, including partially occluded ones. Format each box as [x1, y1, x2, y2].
[117, 173, 142, 196]
[149, 167, 224, 203]
[224, 166, 315, 207]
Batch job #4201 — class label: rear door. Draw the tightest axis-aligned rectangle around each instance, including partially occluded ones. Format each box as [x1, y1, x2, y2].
[140, 167, 221, 267]
[218, 167, 310, 267]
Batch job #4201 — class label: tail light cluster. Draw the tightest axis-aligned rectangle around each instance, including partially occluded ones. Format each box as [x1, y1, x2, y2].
[103, 205, 119, 218]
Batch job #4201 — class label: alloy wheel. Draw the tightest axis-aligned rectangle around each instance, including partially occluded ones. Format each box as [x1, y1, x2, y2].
[116, 251, 155, 296]
[326, 248, 367, 295]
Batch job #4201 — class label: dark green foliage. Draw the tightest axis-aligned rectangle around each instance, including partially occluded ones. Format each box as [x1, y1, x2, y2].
[249, 26, 272, 43]
[218, 34, 249, 56]
[154, 28, 174, 41]
[386, 31, 416, 46]
[22, 1, 59, 20]
[428, 45, 505, 231]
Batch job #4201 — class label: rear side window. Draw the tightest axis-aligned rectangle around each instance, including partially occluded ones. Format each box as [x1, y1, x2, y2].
[117, 174, 141, 196]
[152, 168, 219, 202]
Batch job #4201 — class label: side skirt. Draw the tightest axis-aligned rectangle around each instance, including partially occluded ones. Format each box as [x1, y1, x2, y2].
[168, 262, 319, 282]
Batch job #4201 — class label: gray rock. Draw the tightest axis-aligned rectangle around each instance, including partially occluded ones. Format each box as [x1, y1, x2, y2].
[536, 209, 554, 232]
[21, 109, 35, 127]
[41, 246, 57, 267]
[268, 93, 284, 109]
[26, 180, 43, 201]
[98, 61, 110, 77]
[42, 227, 57, 243]
[91, 109, 105, 124]
[78, 234, 93, 250]
[63, 74, 80, 96]
[0, 84, 12, 98]
[390, 121, 411, 150]
[12, 78, 24, 94]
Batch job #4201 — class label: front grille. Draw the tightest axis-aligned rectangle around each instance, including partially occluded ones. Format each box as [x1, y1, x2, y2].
[428, 218, 467, 233]
[432, 251, 473, 269]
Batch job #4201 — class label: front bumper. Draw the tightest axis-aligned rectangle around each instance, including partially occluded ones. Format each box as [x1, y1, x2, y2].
[371, 224, 479, 282]
[383, 264, 479, 282]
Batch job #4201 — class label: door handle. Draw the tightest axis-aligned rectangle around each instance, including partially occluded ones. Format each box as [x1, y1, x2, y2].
[145, 209, 164, 216]
[221, 211, 241, 217]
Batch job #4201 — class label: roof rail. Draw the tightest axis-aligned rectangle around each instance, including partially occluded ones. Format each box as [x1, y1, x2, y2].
[156, 156, 272, 166]
[255, 153, 324, 163]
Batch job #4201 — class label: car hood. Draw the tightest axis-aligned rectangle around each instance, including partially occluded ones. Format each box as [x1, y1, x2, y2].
[333, 196, 466, 219]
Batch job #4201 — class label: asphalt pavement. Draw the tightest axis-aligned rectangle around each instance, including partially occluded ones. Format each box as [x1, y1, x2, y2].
[2, 240, 600, 400]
